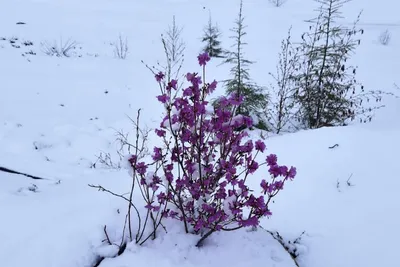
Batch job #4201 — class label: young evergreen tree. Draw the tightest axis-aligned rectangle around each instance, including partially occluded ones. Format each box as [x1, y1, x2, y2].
[223, 0, 268, 129]
[292, 0, 366, 128]
[201, 13, 224, 58]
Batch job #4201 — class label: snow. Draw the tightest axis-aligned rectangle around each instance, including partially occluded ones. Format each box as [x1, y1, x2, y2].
[1, 0, 400, 267]
[99, 224, 296, 267]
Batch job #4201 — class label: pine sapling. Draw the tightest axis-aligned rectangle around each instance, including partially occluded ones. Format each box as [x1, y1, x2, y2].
[201, 12, 225, 58]
[291, 0, 383, 128]
[223, 0, 268, 129]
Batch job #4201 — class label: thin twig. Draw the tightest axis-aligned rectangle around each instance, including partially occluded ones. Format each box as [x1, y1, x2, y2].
[88, 183, 142, 241]
[103, 225, 112, 245]
[128, 109, 142, 242]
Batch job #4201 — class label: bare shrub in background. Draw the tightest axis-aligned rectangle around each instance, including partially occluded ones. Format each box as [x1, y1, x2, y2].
[141, 15, 186, 92]
[41, 38, 78, 57]
[161, 15, 185, 82]
[267, 27, 300, 133]
[114, 34, 129, 59]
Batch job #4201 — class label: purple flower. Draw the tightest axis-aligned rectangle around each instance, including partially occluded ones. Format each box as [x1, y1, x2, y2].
[263, 210, 272, 216]
[194, 219, 205, 231]
[165, 172, 173, 183]
[260, 179, 268, 193]
[242, 140, 254, 153]
[218, 96, 229, 107]
[198, 52, 210, 66]
[238, 216, 258, 227]
[279, 166, 288, 175]
[152, 147, 162, 161]
[186, 72, 194, 81]
[266, 154, 278, 166]
[155, 128, 166, 137]
[128, 155, 137, 166]
[208, 80, 217, 93]
[157, 94, 169, 103]
[273, 180, 284, 190]
[183, 87, 193, 97]
[135, 162, 147, 175]
[243, 116, 253, 128]
[269, 164, 281, 178]
[155, 71, 165, 82]
[228, 93, 244, 106]
[168, 79, 178, 90]
[288, 167, 297, 180]
[145, 204, 160, 212]
[255, 140, 266, 153]
[157, 192, 167, 204]
[216, 187, 227, 199]
[248, 161, 259, 174]
[169, 210, 179, 218]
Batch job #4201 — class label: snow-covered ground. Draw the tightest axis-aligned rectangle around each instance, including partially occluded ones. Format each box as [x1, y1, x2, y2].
[1, 0, 399, 266]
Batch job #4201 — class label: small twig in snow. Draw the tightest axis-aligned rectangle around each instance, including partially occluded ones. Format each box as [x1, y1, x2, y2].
[329, 144, 339, 149]
[346, 173, 355, 186]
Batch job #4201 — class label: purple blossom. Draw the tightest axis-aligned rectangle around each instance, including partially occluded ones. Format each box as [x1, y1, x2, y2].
[166, 164, 173, 171]
[186, 73, 202, 86]
[152, 147, 162, 161]
[157, 192, 167, 204]
[157, 94, 169, 103]
[128, 155, 137, 166]
[228, 93, 244, 106]
[288, 167, 297, 179]
[273, 180, 284, 190]
[279, 166, 288, 175]
[243, 116, 253, 128]
[248, 160, 259, 174]
[165, 172, 173, 183]
[269, 164, 281, 178]
[218, 96, 229, 107]
[216, 187, 227, 199]
[135, 162, 147, 175]
[198, 52, 210, 66]
[266, 154, 278, 166]
[238, 216, 258, 227]
[255, 140, 266, 153]
[186, 72, 195, 81]
[183, 87, 193, 97]
[242, 140, 254, 153]
[155, 71, 165, 82]
[145, 204, 160, 212]
[194, 219, 205, 231]
[260, 179, 269, 194]
[168, 79, 178, 90]
[169, 210, 179, 218]
[208, 80, 217, 93]
[155, 128, 166, 137]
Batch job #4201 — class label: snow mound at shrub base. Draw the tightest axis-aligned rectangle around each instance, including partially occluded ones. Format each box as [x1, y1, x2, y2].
[100, 223, 296, 267]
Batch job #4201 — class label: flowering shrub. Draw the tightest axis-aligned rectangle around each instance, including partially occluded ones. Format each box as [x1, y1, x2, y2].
[128, 52, 296, 246]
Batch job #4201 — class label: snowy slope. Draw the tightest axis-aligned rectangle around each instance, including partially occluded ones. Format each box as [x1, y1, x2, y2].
[1, 0, 400, 266]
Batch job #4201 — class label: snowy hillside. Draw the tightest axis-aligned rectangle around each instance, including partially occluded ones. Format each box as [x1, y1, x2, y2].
[1, 0, 399, 267]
